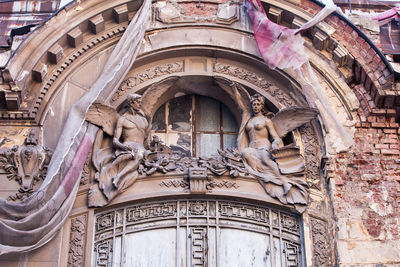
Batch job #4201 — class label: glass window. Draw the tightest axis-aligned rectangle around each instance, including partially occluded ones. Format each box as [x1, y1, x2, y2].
[152, 95, 238, 157]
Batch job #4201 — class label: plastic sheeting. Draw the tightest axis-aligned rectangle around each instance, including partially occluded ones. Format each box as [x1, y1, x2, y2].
[0, 0, 152, 255]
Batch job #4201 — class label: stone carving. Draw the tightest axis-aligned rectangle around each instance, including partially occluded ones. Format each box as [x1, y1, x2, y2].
[159, 179, 189, 189]
[206, 180, 239, 190]
[86, 94, 151, 207]
[111, 62, 183, 103]
[85, 75, 319, 212]
[213, 62, 296, 107]
[153, 1, 239, 25]
[0, 130, 51, 201]
[68, 214, 87, 267]
[159, 178, 238, 191]
[222, 80, 318, 212]
[140, 145, 248, 178]
[80, 150, 92, 186]
[311, 217, 332, 266]
[300, 124, 321, 190]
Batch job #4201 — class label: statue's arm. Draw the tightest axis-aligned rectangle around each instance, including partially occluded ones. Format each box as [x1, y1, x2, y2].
[231, 82, 247, 114]
[113, 117, 127, 150]
[266, 119, 282, 150]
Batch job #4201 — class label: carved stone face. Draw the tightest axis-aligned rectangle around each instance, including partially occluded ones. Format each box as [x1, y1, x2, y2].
[251, 99, 263, 114]
[129, 97, 142, 112]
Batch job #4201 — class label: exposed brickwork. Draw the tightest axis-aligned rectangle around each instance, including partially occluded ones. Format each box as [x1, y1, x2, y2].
[334, 108, 400, 242]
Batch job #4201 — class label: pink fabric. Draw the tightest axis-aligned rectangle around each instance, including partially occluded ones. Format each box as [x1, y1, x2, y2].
[245, 0, 354, 150]
[245, 0, 307, 70]
[372, 7, 400, 21]
[61, 134, 93, 196]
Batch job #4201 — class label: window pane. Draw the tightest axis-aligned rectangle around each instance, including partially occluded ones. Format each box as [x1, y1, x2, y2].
[197, 134, 220, 157]
[222, 105, 238, 132]
[152, 104, 166, 131]
[196, 96, 220, 132]
[168, 96, 192, 131]
[223, 134, 237, 150]
[125, 228, 177, 267]
[168, 133, 192, 157]
[217, 228, 270, 267]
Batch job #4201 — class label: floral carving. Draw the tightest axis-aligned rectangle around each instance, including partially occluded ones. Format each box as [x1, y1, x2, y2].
[213, 63, 295, 107]
[311, 217, 332, 266]
[111, 62, 183, 103]
[68, 214, 87, 267]
[299, 124, 321, 190]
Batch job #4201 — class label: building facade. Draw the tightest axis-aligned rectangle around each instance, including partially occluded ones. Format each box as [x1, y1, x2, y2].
[0, 0, 399, 266]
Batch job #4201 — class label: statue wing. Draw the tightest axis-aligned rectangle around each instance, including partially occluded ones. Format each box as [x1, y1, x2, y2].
[86, 103, 119, 136]
[272, 107, 318, 138]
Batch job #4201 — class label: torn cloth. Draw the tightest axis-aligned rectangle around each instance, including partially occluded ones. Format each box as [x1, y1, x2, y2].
[245, 0, 354, 150]
[0, 0, 151, 255]
[372, 6, 400, 26]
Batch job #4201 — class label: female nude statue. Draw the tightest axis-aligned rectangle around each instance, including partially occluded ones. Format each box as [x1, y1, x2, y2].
[228, 81, 318, 207]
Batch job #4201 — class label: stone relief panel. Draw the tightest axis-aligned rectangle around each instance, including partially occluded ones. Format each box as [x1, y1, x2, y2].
[299, 124, 321, 190]
[311, 217, 332, 266]
[0, 130, 52, 201]
[152, 1, 240, 25]
[111, 61, 184, 103]
[68, 214, 88, 267]
[85, 91, 317, 212]
[83, 61, 324, 213]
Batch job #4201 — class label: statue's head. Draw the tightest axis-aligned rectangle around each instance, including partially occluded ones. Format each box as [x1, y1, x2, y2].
[127, 93, 142, 111]
[250, 94, 265, 115]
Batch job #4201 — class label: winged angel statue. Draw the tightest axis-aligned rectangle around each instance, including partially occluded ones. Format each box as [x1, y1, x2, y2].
[215, 78, 318, 210]
[85, 76, 318, 210]
[85, 94, 151, 206]
[85, 78, 178, 206]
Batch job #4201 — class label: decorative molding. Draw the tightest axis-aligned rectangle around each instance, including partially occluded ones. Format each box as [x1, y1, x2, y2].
[213, 62, 296, 107]
[111, 61, 184, 103]
[68, 214, 87, 267]
[299, 124, 321, 190]
[159, 179, 189, 189]
[80, 150, 92, 186]
[159, 178, 238, 191]
[206, 179, 239, 190]
[0, 25, 128, 121]
[153, 1, 240, 25]
[190, 227, 208, 266]
[311, 217, 332, 266]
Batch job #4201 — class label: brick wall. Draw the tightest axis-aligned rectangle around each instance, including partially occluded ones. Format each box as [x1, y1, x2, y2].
[332, 100, 400, 264]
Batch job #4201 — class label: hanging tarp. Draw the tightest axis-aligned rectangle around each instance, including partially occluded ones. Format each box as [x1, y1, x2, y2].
[0, 0, 152, 255]
[245, 0, 354, 150]
[373, 6, 400, 54]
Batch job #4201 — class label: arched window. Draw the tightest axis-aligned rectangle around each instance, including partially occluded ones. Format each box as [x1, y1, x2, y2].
[152, 95, 238, 157]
